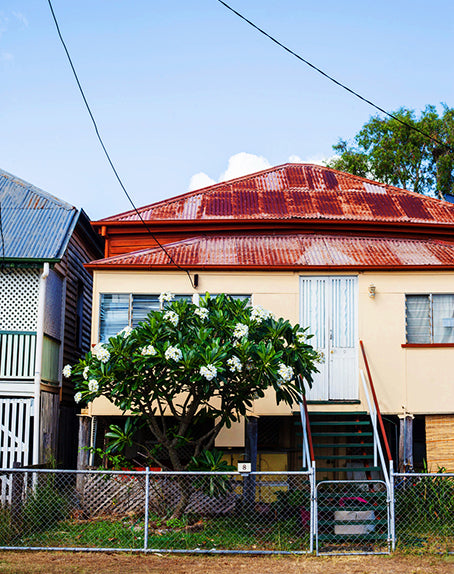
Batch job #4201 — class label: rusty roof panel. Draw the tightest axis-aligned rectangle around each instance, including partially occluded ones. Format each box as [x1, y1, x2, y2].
[88, 234, 454, 269]
[98, 164, 454, 226]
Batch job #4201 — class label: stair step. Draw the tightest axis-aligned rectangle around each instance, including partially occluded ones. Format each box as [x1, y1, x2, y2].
[311, 421, 370, 426]
[315, 443, 375, 448]
[318, 518, 388, 526]
[317, 492, 387, 501]
[312, 432, 373, 437]
[304, 411, 368, 417]
[318, 504, 388, 512]
[318, 532, 389, 541]
[315, 454, 374, 460]
[316, 466, 381, 473]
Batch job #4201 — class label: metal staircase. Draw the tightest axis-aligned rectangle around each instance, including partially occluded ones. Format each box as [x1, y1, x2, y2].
[295, 342, 394, 554]
[309, 412, 381, 480]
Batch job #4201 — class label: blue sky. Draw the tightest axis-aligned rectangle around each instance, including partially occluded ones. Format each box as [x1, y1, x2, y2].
[1, 1, 453, 219]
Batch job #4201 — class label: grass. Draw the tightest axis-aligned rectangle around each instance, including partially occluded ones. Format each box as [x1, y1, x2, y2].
[8, 513, 311, 551]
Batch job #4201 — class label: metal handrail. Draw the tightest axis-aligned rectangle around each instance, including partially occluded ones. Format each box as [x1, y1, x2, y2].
[359, 340, 392, 462]
[298, 374, 315, 465]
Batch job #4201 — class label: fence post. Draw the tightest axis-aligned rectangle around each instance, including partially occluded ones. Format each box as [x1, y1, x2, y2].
[389, 460, 396, 551]
[310, 461, 316, 554]
[144, 467, 150, 551]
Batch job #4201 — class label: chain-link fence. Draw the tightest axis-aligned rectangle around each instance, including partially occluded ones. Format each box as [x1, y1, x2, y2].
[2, 468, 454, 554]
[393, 472, 454, 554]
[0, 469, 312, 553]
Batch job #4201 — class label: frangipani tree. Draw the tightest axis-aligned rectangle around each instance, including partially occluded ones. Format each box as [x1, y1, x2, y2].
[65, 294, 319, 472]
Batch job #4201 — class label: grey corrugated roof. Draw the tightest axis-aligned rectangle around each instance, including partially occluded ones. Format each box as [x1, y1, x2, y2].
[0, 169, 78, 260]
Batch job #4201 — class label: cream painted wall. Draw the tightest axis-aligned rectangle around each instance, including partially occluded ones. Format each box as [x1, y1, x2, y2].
[89, 269, 454, 419]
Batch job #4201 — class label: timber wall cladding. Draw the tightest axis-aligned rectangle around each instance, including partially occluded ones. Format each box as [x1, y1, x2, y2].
[0, 268, 40, 331]
[426, 415, 454, 472]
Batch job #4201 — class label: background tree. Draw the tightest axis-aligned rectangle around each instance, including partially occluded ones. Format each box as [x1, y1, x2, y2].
[327, 105, 454, 198]
[65, 294, 319, 473]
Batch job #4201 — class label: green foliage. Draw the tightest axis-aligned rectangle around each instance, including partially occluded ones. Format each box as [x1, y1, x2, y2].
[188, 449, 236, 498]
[22, 481, 69, 533]
[82, 446, 133, 470]
[0, 505, 19, 545]
[327, 104, 454, 198]
[69, 294, 319, 471]
[396, 464, 454, 531]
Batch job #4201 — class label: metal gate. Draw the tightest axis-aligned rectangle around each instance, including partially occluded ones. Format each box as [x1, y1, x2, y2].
[315, 480, 391, 555]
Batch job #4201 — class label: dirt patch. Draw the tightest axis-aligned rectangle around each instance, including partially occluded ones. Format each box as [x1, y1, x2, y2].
[0, 552, 453, 574]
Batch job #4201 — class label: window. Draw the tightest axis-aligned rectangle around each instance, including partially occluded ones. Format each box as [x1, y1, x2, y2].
[406, 294, 454, 344]
[99, 293, 191, 342]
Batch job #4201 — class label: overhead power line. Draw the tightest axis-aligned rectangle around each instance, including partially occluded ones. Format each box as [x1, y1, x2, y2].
[217, 0, 454, 154]
[46, 0, 196, 289]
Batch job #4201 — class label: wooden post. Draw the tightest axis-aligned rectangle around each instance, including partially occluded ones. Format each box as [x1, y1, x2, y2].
[398, 414, 414, 472]
[244, 417, 258, 507]
[76, 416, 91, 493]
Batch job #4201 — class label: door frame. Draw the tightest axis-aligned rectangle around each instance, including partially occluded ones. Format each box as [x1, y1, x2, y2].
[299, 275, 359, 401]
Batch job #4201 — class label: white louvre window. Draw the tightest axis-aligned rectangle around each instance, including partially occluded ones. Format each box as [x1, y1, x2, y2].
[131, 295, 160, 327]
[99, 293, 192, 342]
[406, 294, 454, 344]
[99, 294, 129, 342]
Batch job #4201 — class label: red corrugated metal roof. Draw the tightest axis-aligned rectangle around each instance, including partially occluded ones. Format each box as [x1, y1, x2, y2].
[87, 234, 454, 269]
[97, 164, 454, 226]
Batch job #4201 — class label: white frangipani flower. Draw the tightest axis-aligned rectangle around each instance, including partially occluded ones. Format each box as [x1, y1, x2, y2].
[250, 305, 273, 323]
[74, 392, 82, 404]
[194, 307, 209, 320]
[141, 344, 157, 356]
[164, 310, 179, 327]
[200, 364, 217, 381]
[165, 345, 182, 362]
[277, 363, 294, 383]
[92, 343, 110, 363]
[233, 323, 248, 339]
[296, 331, 306, 344]
[119, 326, 133, 338]
[227, 356, 242, 373]
[62, 365, 71, 378]
[88, 379, 99, 393]
[159, 292, 174, 304]
[83, 366, 89, 380]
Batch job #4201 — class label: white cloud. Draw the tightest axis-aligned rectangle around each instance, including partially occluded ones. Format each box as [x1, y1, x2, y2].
[298, 154, 334, 166]
[13, 12, 28, 28]
[0, 52, 13, 62]
[219, 152, 271, 182]
[188, 152, 337, 192]
[188, 172, 216, 192]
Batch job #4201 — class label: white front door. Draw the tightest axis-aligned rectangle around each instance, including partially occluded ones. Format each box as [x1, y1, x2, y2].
[300, 276, 358, 401]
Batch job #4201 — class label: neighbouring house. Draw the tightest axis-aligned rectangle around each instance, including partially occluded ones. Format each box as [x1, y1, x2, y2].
[83, 163, 454, 476]
[0, 169, 104, 469]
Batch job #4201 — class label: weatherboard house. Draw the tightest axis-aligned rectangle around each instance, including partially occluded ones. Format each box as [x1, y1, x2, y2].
[0, 169, 103, 469]
[84, 163, 454, 476]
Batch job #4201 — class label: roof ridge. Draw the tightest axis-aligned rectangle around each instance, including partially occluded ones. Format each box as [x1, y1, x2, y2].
[97, 163, 293, 222]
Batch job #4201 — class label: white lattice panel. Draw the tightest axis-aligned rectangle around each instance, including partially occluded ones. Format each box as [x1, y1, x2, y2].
[0, 269, 40, 331]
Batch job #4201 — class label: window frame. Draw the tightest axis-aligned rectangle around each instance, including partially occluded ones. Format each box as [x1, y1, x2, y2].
[404, 293, 454, 347]
[99, 292, 253, 343]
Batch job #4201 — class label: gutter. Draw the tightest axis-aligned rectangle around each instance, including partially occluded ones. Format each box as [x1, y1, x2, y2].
[33, 262, 49, 465]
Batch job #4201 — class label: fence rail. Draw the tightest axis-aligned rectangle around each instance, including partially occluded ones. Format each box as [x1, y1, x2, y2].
[0, 468, 452, 555]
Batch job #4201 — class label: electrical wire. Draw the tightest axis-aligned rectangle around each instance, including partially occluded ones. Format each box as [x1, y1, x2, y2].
[46, 0, 196, 289]
[217, 0, 454, 154]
